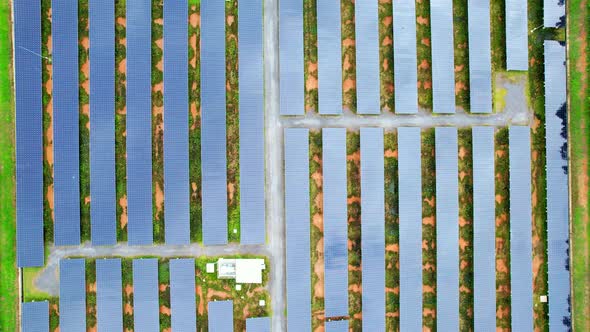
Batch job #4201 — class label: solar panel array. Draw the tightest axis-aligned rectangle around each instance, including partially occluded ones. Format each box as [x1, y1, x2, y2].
[246, 317, 271, 332]
[239, 0, 266, 245]
[52, 0, 81, 246]
[317, 0, 342, 115]
[398, 127, 422, 331]
[325, 319, 349, 332]
[284, 128, 311, 331]
[280, 0, 304, 115]
[22, 301, 49, 332]
[360, 127, 385, 331]
[544, 0, 566, 27]
[435, 127, 459, 331]
[467, 0, 492, 113]
[133, 259, 160, 332]
[202, 0, 229, 245]
[14, 0, 44, 267]
[355, 0, 380, 114]
[126, 0, 153, 245]
[509, 126, 533, 331]
[431, 0, 456, 114]
[322, 128, 348, 317]
[208, 300, 234, 332]
[60, 259, 86, 331]
[170, 259, 197, 331]
[89, 0, 116, 246]
[472, 126, 496, 331]
[393, 0, 418, 114]
[96, 259, 123, 332]
[506, 0, 529, 70]
[163, 0, 190, 244]
[544, 41, 571, 330]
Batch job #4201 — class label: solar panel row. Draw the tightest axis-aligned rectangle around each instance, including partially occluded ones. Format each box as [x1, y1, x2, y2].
[96, 259, 123, 332]
[163, 0, 190, 245]
[317, 0, 342, 115]
[126, 0, 153, 245]
[325, 319, 349, 332]
[506, 0, 529, 70]
[398, 127, 422, 331]
[239, 0, 266, 245]
[170, 259, 197, 331]
[467, 0, 492, 113]
[202, 0, 229, 245]
[89, 0, 116, 246]
[22, 301, 49, 332]
[284, 128, 311, 331]
[52, 0, 81, 246]
[544, 0, 566, 28]
[543, 41, 571, 331]
[509, 126, 533, 331]
[208, 300, 234, 332]
[430, 0, 456, 114]
[355, 0, 380, 114]
[246, 317, 271, 332]
[322, 128, 348, 317]
[360, 127, 385, 331]
[60, 259, 86, 331]
[393, 0, 418, 114]
[279, 0, 304, 115]
[14, 0, 44, 267]
[133, 259, 160, 332]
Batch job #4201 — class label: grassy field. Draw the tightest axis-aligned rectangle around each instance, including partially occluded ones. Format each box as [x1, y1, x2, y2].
[383, 131, 399, 330]
[347, 131, 362, 329]
[421, 129, 436, 330]
[308, 130, 324, 330]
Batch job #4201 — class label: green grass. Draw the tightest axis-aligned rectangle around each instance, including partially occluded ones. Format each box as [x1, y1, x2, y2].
[309, 130, 323, 330]
[347, 131, 361, 330]
[384, 131, 399, 330]
[421, 129, 436, 330]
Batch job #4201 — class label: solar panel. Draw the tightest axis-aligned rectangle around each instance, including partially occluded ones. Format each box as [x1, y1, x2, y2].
[431, 0, 456, 114]
[284, 128, 311, 331]
[398, 127, 422, 331]
[543, 41, 571, 331]
[322, 128, 348, 317]
[126, 0, 153, 245]
[467, 0, 492, 113]
[355, 0, 380, 114]
[325, 320, 349, 332]
[472, 126, 496, 331]
[393, 0, 418, 114]
[22, 301, 49, 332]
[59, 259, 86, 331]
[544, 0, 566, 28]
[435, 127, 459, 331]
[246, 317, 271, 332]
[506, 0, 529, 70]
[317, 0, 342, 115]
[279, 0, 304, 115]
[360, 127, 385, 331]
[163, 0, 190, 244]
[509, 126, 533, 331]
[89, 0, 116, 246]
[96, 259, 123, 332]
[239, 0, 265, 245]
[133, 259, 159, 332]
[14, 0, 44, 267]
[208, 300, 234, 332]
[170, 259, 197, 331]
[52, 0, 81, 246]
[201, 0, 228, 245]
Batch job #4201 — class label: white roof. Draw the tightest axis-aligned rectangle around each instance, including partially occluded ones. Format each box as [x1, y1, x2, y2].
[235, 259, 265, 284]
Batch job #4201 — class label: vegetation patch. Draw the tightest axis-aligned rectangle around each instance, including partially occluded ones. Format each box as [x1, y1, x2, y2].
[347, 131, 362, 329]
[384, 131, 399, 330]
[152, 0, 165, 243]
[303, 0, 318, 112]
[79, 0, 91, 242]
[453, 0, 470, 111]
[309, 130, 324, 330]
[416, 0, 433, 109]
[115, 0, 128, 242]
[342, 0, 356, 113]
[421, 129, 436, 330]
[379, 0, 394, 113]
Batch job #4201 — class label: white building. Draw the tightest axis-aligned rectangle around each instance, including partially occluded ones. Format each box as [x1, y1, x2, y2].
[216, 258, 266, 284]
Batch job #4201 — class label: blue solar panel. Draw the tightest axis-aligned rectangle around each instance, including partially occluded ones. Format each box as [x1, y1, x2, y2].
[472, 126, 496, 331]
[170, 259, 197, 331]
[435, 127, 459, 331]
[398, 127, 422, 331]
[126, 0, 153, 245]
[202, 0, 228, 245]
[59, 259, 86, 331]
[163, 0, 190, 244]
[506, 0, 529, 70]
[52, 0, 81, 246]
[355, 0, 380, 114]
[322, 128, 348, 317]
[22, 301, 49, 332]
[544, 41, 571, 331]
[239, 0, 265, 245]
[325, 320, 348, 332]
[96, 259, 123, 332]
[89, 0, 116, 246]
[279, 0, 304, 115]
[431, 0, 456, 114]
[509, 126, 533, 331]
[393, 0, 418, 114]
[133, 259, 159, 332]
[284, 128, 311, 331]
[246, 317, 270, 332]
[208, 301, 234, 332]
[544, 0, 566, 27]
[359, 127, 385, 331]
[317, 0, 342, 115]
[14, 0, 44, 267]
[467, 0, 492, 113]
